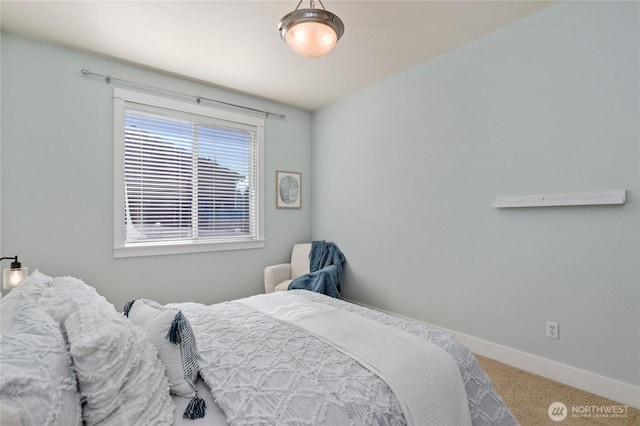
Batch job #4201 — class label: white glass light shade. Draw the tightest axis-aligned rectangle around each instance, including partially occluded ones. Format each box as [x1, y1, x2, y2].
[285, 21, 338, 58]
[278, 7, 344, 58]
[3, 267, 28, 289]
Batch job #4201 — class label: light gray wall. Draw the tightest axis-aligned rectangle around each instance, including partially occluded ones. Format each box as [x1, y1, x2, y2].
[312, 1, 639, 386]
[1, 33, 312, 309]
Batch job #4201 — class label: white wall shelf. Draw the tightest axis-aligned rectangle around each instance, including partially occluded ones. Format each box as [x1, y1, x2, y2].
[492, 190, 626, 208]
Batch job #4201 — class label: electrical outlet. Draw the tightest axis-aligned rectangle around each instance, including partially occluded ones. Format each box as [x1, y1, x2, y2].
[546, 321, 559, 340]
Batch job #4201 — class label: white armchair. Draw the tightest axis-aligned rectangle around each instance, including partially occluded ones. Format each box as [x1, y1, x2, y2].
[264, 243, 311, 293]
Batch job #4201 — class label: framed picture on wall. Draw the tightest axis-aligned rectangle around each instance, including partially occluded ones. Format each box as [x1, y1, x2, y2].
[276, 170, 301, 209]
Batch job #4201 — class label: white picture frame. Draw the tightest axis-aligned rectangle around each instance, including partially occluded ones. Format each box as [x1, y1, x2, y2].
[276, 170, 301, 209]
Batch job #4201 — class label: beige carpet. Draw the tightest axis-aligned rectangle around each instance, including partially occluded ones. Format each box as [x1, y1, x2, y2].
[475, 355, 639, 426]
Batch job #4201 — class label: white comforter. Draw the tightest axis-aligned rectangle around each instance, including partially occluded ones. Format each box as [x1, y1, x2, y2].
[240, 292, 471, 426]
[174, 290, 517, 426]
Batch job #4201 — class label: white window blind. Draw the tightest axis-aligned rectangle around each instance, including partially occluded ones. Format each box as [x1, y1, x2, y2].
[114, 89, 264, 257]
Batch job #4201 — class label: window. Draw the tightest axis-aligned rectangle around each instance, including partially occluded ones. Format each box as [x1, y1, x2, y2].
[113, 88, 264, 257]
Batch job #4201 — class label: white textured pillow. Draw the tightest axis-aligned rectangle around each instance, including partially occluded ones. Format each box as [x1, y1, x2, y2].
[39, 276, 104, 324]
[125, 298, 205, 419]
[0, 298, 82, 426]
[65, 304, 175, 425]
[3, 270, 53, 305]
[0, 291, 17, 337]
[22, 269, 53, 287]
[38, 276, 175, 425]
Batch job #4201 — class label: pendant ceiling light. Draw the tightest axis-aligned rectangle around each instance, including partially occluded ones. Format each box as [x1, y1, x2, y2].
[278, 0, 345, 58]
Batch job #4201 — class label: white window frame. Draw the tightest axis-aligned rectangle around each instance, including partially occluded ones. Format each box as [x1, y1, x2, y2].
[113, 88, 265, 258]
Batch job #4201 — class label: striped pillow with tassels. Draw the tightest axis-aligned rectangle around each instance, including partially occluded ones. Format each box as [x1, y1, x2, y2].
[124, 298, 206, 420]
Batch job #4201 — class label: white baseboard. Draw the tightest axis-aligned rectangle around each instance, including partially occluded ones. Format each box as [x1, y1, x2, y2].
[346, 299, 640, 409]
[448, 329, 640, 409]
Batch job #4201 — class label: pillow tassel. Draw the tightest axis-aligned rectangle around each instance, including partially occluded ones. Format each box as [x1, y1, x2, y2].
[167, 311, 185, 345]
[183, 394, 206, 419]
[123, 300, 135, 317]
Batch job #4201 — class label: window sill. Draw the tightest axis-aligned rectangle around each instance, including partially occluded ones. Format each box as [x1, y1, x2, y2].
[113, 239, 265, 258]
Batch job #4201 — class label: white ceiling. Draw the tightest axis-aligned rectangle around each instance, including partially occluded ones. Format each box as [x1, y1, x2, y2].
[1, 1, 554, 111]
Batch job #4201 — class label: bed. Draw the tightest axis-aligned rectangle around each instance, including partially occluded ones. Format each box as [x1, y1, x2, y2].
[1, 272, 518, 426]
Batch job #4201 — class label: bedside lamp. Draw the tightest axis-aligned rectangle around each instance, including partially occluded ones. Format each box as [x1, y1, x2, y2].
[1, 256, 28, 290]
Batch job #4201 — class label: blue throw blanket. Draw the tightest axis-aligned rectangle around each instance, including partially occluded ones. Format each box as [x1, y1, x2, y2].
[288, 241, 346, 298]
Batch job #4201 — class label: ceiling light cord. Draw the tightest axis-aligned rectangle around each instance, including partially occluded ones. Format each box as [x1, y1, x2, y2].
[297, 0, 326, 11]
[80, 69, 286, 119]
